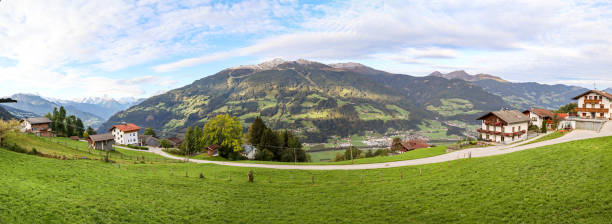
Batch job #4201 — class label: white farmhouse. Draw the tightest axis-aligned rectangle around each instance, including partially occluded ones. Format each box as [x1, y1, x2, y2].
[522, 108, 555, 130]
[476, 110, 530, 144]
[572, 90, 612, 119]
[109, 123, 141, 146]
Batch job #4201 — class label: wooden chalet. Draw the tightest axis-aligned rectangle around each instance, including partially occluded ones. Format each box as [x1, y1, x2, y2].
[19, 117, 54, 137]
[572, 90, 612, 119]
[88, 133, 115, 151]
[476, 110, 530, 144]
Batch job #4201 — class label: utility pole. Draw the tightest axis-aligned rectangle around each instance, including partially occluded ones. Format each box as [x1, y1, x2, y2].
[349, 135, 354, 164]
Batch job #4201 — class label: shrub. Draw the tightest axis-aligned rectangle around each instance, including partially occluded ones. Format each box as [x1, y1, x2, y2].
[126, 145, 148, 150]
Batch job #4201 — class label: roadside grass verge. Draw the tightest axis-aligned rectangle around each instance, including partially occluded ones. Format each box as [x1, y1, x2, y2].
[517, 131, 569, 147]
[1, 136, 611, 223]
[186, 146, 447, 165]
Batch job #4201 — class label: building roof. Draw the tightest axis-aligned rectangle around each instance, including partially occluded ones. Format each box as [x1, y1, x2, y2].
[572, 89, 612, 100]
[21, 117, 52, 125]
[477, 110, 531, 124]
[207, 144, 220, 151]
[523, 108, 555, 118]
[168, 137, 184, 145]
[89, 133, 114, 142]
[109, 123, 140, 132]
[400, 140, 430, 151]
[556, 113, 568, 119]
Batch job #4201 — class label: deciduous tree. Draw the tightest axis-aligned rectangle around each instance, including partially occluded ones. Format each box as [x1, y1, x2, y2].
[202, 114, 243, 159]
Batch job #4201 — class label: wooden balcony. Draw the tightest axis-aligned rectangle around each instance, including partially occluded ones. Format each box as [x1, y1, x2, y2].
[584, 99, 601, 104]
[574, 107, 609, 113]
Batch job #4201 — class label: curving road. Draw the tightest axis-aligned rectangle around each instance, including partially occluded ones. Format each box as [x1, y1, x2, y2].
[124, 122, 612, 170]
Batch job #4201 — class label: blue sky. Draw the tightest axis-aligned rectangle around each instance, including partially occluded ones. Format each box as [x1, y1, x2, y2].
[1, 0, 612, 100]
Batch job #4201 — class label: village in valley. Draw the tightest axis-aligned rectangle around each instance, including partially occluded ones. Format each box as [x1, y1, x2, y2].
[12, 89, 612, 162]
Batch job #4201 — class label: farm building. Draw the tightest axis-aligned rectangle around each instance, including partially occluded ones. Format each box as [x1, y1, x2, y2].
[572, 89, 612, 119]
[109, 123, 140, 146]
[139, 135, 160, 147]
[88, 133, 115, 151]
[397, 140, 430, 152]
[523, 108, 555, 130]
[477, 110, 530, 144]
[19, 117, 54, 137]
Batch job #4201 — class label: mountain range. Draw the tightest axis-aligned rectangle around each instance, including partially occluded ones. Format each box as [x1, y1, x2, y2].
[100, 59, 505, 142]
[0, 94, 138, 128]
[429, 70, 588, 110]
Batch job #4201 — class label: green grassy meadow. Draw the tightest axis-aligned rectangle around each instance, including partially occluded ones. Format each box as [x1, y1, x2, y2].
[1, 131, 612, 223]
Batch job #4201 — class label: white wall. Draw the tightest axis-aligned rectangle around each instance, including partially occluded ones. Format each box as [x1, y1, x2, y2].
[111, 128, 140, 145]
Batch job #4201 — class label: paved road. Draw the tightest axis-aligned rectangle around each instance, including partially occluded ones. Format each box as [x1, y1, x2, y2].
[135, 122, 612, 170]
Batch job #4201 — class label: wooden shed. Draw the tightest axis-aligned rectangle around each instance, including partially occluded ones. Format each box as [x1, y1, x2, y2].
[88, 133, 115, 151]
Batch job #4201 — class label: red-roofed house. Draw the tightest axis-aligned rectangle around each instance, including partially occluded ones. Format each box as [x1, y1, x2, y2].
[397, 140, 430, 152]
[109, 123, 141, 146]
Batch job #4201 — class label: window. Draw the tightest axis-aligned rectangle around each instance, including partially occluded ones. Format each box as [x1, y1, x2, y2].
[583, 113, 587, 117]
[601, 104, 604, 109]
[600, 113, 605, 117]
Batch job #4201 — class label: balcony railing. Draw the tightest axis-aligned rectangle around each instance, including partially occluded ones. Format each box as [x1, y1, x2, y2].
[574, 107, 609, 113]
[584, 99, 601, 104]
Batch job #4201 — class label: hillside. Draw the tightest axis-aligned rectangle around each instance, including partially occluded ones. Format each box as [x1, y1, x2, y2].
[430, 71, 588, 110]
[100, 59, 504, 141]
[3, 94, 104, 128]
[0, 106, 15, 120]
[0, 105, 39, 119]
[1, 131, 611, 223]
[429, 70, 507, 82]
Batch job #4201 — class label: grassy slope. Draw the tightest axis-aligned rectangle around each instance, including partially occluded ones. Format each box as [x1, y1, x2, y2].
[518, 131, 568, 146]
[189, 146, 447, 165]
[1, 135, 611, 223]
[1, 132, 173, 163]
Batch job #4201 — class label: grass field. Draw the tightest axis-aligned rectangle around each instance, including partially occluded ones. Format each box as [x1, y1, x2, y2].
[1, 132, 174, 163]
[517, 131, 569, 146]
[1, 131, 611, 223]
[187, 146, 446, 165]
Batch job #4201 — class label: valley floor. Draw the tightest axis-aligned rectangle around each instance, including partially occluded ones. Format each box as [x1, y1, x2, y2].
[139, 122, 612, 170]
[1, 135, 612, 223]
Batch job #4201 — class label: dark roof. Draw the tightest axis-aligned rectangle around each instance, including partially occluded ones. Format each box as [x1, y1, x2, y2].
[572, 90, 612, 100]
[207, 144, 220, 151]
[523, 108, 555, 118]
[477, 110, 531, 124]
[168, 137, 184, 145]
[89, 133, 114, 142]
[21, 117, 52, 125]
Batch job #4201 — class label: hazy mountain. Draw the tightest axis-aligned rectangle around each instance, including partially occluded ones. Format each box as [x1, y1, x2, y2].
[100, 59, 504, 141]
[429, 70, 507, 82]
[3, 94, 104, 128]
[59, 97, 137, 120]
[0, 106, 15, 120]
[604, 88, 612, 93]
[431, 70, 588, 110]
[0, 105, 39, 119]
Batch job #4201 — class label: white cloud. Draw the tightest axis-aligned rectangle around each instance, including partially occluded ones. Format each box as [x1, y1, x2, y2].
[153, 0, 612, 89]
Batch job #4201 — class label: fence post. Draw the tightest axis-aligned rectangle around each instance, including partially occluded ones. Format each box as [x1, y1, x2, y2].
[400, 170, 403, 180]
[419, 168, 422, 176]
[248, 170, 254, 182]
[311, 175, 315, 185]
[229, 171, 232, 181]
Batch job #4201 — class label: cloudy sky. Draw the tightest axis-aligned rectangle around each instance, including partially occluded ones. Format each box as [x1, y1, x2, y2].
[1, 0, 611, 100]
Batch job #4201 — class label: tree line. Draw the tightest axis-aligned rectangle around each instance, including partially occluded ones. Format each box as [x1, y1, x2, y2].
[44, 106, 91, 138]
[247, 117, 309, 162]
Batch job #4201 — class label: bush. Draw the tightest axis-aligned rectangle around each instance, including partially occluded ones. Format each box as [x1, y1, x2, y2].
[162, 148, 184, 155]
[126, 145, 148, 150]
